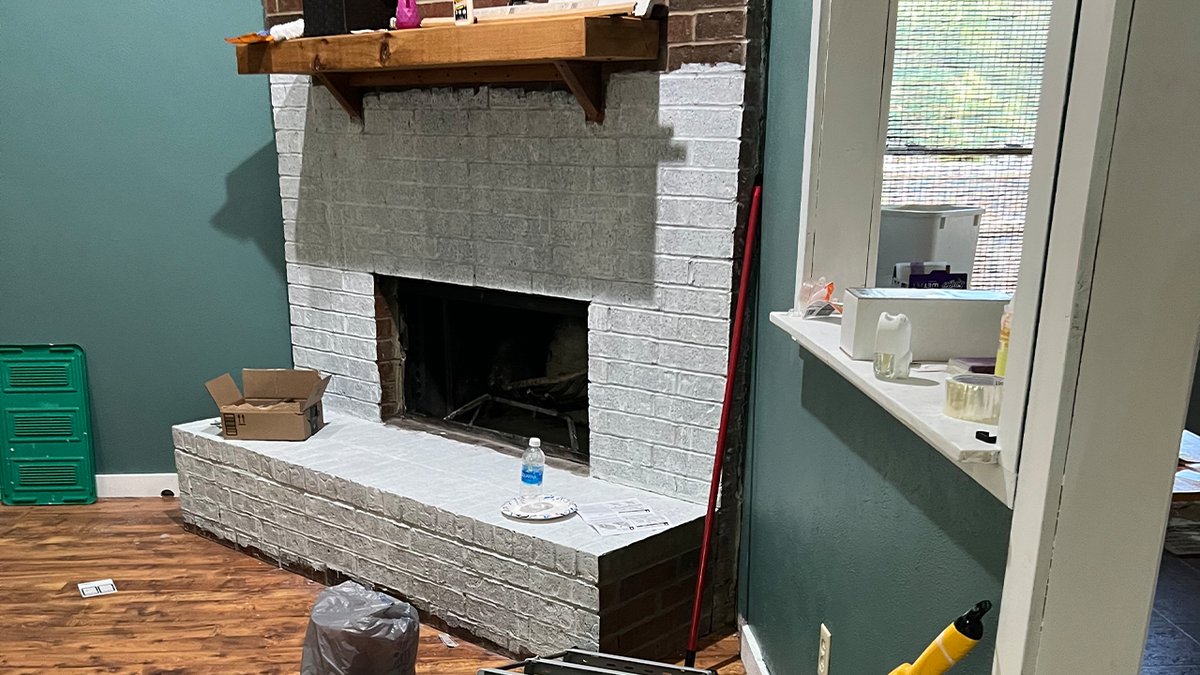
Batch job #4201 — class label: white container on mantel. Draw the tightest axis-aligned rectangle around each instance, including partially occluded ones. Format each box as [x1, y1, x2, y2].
[841, 288, 1010, 362]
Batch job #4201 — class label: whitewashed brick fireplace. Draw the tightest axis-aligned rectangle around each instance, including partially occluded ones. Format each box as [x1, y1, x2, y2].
[176, 61, 753, 660]
[277, 66, 745, 502]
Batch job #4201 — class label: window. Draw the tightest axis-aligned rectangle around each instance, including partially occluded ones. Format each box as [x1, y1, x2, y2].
[882, 0, 1053, 293]
[782, 0, 1061, 504]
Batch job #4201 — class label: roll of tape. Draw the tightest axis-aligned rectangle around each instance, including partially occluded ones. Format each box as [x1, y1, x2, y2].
[944, 374, 1003, 425]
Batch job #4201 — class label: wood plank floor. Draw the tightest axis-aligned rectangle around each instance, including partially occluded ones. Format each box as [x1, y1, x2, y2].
[0, 498, 742, 675]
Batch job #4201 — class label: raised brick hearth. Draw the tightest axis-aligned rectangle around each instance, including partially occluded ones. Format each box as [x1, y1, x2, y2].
[174, 414, 705, 657]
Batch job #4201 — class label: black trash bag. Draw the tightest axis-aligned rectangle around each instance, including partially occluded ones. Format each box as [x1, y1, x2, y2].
[301, 580, 420, 675]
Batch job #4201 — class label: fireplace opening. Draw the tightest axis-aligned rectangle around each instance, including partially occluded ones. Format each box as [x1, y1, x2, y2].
[379, 277, 590, 463]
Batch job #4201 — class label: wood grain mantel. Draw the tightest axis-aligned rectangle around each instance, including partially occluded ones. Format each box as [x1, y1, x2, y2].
[235, 16, 662, 121]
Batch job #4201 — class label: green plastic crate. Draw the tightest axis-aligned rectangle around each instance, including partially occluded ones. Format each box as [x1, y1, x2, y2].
[0, 345, 97, 505]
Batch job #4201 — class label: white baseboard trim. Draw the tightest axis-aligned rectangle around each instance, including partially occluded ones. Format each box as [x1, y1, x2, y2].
[96, 473, 179, 498]
[739, 616, 772, 675]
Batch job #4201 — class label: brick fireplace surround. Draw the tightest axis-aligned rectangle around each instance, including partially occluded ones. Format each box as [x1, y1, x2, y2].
[174, 0, 763, 661]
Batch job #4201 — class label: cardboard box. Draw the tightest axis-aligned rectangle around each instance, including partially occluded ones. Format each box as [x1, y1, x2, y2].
[840, 288, 1010, 361]
[205, 369, 330, 441]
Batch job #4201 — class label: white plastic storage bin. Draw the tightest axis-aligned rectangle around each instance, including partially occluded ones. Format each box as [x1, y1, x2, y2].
[875, 205, 985, 287]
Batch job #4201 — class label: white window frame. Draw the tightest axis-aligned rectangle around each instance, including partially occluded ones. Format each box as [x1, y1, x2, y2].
[792, 0, 1035, 505]
[784, 0, 1200, 670]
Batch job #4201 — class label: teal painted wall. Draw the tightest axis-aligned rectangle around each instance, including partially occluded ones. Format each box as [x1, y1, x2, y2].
[0, 2, 292, 474]
[739, 1, 1013, 672]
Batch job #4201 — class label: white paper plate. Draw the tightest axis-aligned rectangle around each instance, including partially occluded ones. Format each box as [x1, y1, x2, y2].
[501, 495, 578, 521]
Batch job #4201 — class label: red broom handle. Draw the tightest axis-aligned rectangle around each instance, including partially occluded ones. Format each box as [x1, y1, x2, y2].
[685, 182, 762, 667]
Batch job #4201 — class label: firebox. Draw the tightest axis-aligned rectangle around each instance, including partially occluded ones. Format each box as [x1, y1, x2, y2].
[378, 277, 589, 462]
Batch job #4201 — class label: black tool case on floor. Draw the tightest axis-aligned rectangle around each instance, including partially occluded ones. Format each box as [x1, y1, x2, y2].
[478, 650, 716, 675]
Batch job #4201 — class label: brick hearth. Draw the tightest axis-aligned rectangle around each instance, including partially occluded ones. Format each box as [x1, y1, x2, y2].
[174, 414, 706, 658]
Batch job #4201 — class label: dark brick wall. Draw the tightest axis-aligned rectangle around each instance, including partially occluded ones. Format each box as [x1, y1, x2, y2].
[264, 0, 305, 26]
[665, 0, 749, 69]
[374, 279, 404, 421]
[262, 0, 752, 70]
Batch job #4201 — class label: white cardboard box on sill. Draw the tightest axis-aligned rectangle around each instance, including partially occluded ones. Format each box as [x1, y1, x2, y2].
[840, 288, 1011, 361]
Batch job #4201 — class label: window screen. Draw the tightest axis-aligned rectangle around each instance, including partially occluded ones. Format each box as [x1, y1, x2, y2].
[882, 0, 1052, 293]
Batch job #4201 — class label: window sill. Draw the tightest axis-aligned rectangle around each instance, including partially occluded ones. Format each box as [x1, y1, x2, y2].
[770, 310, 1007, 502]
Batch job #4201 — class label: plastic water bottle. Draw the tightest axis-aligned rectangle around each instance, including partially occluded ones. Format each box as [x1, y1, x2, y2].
[520, 437, 545, 498]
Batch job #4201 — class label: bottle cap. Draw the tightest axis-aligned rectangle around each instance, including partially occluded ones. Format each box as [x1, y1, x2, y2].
[954, 600, 993, 640]
[529, 437, 541, 447]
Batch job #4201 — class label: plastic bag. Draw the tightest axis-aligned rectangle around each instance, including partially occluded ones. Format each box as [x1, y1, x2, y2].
[301, 581, 420, 675]
[797, 276, 840, 319]
[393, 0, 421, 29]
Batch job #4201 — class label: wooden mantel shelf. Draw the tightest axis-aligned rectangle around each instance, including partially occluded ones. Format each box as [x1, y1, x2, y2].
[235, 15, 661, 122]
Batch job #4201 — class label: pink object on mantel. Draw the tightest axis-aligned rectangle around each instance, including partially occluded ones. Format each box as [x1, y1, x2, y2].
[395, 0, 421, 29]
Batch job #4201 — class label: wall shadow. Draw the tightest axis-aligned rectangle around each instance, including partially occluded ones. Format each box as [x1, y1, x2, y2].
[798, 348, 1012, 582]
[211, 141, 287, 282]
[291, 77, 688, 306]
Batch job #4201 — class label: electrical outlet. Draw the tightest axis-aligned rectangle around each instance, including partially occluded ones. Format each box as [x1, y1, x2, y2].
[818, 624, 832, 675]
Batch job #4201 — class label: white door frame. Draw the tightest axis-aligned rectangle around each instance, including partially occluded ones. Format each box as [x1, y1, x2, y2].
[994, 0, 1200, 670]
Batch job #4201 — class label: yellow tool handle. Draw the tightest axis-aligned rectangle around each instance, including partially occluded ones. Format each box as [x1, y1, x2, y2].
[887, 623, 979, 675]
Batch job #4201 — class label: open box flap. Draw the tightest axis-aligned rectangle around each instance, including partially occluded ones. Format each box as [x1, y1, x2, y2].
[243, 368, 323, 400]
[205, 373, 244, 408]
[301, 375, 332, 411]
